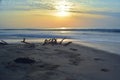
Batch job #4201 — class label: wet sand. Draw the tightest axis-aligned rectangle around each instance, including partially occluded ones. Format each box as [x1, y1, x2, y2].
[0, 43, 120, 80]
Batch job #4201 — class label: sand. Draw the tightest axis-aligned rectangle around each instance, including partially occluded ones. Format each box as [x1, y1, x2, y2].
[0, 43, 120, 80]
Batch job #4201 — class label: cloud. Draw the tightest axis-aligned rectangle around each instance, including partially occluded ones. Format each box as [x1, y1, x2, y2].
[69, 10, 120, 17]
[0, 0, 56, 11]
[89, 11, 120, 17]
[0, 0, 120, 18]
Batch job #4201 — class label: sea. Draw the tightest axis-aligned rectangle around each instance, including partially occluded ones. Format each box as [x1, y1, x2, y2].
[0, 29, 120, 55]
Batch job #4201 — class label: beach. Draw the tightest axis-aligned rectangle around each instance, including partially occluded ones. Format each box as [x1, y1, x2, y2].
[0, 0, 120, 80]
[0, 42, 120, 80]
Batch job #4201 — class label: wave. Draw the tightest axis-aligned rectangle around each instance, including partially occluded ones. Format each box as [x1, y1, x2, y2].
[0, 29, 120, 33]
[0, 34, 71, 39]
[0, 29, 120, 43]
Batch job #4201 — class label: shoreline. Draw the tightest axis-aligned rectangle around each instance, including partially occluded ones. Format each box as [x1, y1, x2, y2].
[1, 38, 120, 55]
[3, 39, 120, 56]
[0, 43, 120, 80]
[4, 42, 120, 56]
[75, 41, 120, 55]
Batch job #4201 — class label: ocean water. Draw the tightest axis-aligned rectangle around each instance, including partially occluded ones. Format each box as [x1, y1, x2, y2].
[0, 29, 120, 55]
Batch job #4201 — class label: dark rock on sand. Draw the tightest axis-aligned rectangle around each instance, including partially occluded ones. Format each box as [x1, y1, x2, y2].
[38, 63, 60, 70]
[94, 58, 103, 61]
[14, 57, 36, 64]
[70, 48, 78, 51]
[101, 68, 109, 72]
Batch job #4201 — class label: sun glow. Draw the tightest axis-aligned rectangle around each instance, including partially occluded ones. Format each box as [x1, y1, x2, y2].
[61, 27, 66, 29]
[55, 0, 71, 17]
[56, 11, 69, 17]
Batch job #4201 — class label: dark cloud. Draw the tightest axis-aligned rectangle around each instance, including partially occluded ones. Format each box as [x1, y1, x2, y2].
[69, 10, 120, 17]
[0, 0, 56, 11]
[29, 2, 55, 10]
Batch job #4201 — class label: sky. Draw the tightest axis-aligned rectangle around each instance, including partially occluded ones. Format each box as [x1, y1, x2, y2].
[0, 0, 120, 29]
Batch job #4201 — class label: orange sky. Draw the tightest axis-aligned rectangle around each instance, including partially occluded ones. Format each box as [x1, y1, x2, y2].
[0, 10, 108, 29]
[0, 0, 120, 29]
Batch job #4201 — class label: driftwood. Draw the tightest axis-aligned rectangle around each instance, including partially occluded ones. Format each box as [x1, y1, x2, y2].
[51, 38, 58, 45]
[43, 38, 58, 46]
[59, 38, 66, 45]
[21, 38, 30, 44]
[43, 38, 72, 46]
[63, 41, 72, 46]
[42, 39, 48, 45]
[21, 38, 35, 48]
[0, 40, 8, 45]
[21, 38, 34, 45]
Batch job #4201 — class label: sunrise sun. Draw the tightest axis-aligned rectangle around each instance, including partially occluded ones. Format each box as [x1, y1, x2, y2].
[61, 27, 66, 29]
[56, 11, 69, 17]
[55, 0, 71, 17]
